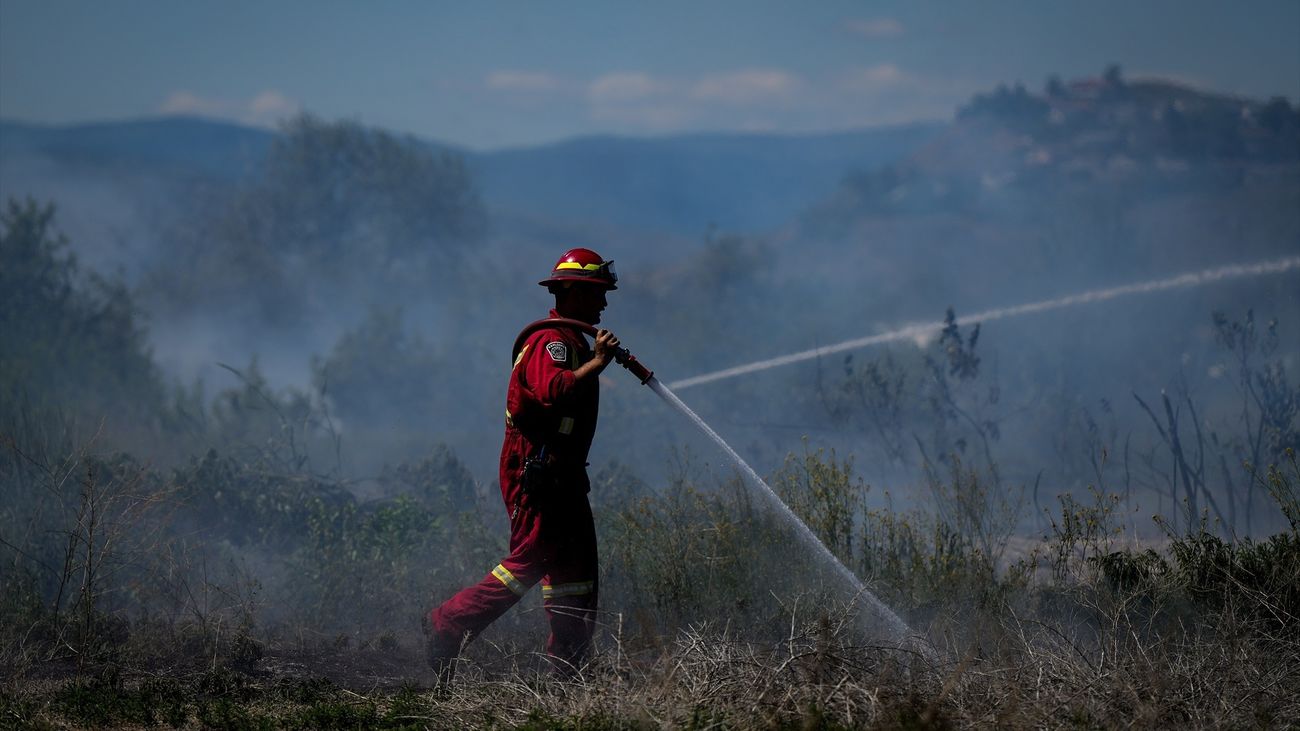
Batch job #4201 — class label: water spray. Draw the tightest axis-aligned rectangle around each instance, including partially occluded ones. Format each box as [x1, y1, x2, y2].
[514, 318, 923, 650]
[506, 255, 1298, 656]
[669, 255, 1300, 390]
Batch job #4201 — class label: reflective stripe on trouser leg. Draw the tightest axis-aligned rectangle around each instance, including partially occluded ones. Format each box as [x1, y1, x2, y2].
[541, 581, 594, 600]
[431, 561, 536, 640]
[491, 564, 528, 596]
[543, 585, 597, 671]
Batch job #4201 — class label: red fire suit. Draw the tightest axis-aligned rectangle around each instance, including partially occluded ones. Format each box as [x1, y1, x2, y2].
[429, 310, 600, 666]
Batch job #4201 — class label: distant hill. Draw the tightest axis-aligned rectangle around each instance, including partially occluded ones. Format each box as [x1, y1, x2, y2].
[3, 77, 1295, 489]
[768, 73, 1300, 335]
[0, 116, 274, 180]
[802, 75, 1299, 236]
[470, 124, 944, 234]
[0, 116, 943, 236]
[6, 72, 1291, 310]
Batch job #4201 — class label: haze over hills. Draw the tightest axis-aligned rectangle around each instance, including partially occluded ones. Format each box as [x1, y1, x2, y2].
[767, 75, 1300, 319]
[470, 123, 943, 234]
[0, 116, 943, 240]
[2, 71, 1296, 499]
[4, 2, 1300, 710]
[4, 72, 1292, 258]
[0, 116, 273, 180]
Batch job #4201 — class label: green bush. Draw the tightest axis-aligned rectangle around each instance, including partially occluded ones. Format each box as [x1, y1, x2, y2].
[172, 449, 352, 549]
[601, 449, 1019, 643]
[378, 443, 478, 514]
[52, 670, 186, 728]
[290, 496, 445, 630]
[0, 198, 165, 435]
[773, 446, 862, 565]
[603, 466, 777, 636]
[311, 307, 444, 430]
[167, 443, 500, 635]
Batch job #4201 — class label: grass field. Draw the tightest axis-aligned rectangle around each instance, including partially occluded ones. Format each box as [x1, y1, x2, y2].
[3, 443, 1298, 729]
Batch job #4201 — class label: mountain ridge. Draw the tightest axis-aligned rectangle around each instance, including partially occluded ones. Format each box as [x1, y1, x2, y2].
[0, 115, 945, 235]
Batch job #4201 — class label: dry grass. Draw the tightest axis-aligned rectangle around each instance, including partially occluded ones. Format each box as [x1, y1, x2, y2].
[5, 590, 1295, 729]
[4, 444, 1298, 728]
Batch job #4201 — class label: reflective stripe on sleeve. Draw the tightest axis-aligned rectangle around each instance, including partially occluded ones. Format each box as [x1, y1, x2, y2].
[491, 564, 528, 596]
[558, 417, 575, 435]
[541, 581, 594, 599]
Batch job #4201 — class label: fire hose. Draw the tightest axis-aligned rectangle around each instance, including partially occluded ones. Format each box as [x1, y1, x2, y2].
[512, 318, 654, 384]
[508, 317, 922, 647]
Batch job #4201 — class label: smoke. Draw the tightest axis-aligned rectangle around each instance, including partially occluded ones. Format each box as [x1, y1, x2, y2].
[5, 90, 1299, 538]
[668, 256, 1300, 390]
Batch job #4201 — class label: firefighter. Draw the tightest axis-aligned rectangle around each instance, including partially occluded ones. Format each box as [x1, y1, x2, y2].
[424, 247, 620, 682]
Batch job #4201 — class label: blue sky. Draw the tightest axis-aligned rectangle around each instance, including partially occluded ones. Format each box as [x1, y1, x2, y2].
[2, 0, 1297, 149]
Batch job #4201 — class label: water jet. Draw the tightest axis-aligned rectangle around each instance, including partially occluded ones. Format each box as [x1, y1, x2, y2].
[514, 318, 925, 650]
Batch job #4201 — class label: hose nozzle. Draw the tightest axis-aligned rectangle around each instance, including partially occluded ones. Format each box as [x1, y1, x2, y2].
[612, 347, 654, 384]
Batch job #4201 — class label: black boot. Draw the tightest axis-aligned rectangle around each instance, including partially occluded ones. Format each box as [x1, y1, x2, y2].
[422, 616, 462, 689]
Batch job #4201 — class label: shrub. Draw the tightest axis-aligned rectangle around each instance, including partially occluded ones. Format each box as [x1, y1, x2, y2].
[0, 198, 164, 436]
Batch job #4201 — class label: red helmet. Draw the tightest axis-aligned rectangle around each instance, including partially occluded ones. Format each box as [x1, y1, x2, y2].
[538, 247, 618, 290]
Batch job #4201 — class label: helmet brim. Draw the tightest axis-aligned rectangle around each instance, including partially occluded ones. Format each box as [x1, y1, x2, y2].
[539, 275, 618, 291]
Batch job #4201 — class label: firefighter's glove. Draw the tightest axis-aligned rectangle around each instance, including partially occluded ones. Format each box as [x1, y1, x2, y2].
[593, 329, 621, 368]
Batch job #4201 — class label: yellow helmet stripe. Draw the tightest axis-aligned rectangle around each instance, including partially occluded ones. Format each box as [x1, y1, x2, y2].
[555, 262, 604, 271]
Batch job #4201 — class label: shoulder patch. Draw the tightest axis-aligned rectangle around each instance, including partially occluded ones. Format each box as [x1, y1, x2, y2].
[546, 341, 568, 363]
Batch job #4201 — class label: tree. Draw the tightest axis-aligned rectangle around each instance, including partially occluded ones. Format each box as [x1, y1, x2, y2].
[1258, 97, 1295, 134]
[1213, 310, 1300, 532]
[956, 83, 1050, 134]
[920, 308, 1001, 478]
[1045, 74, 1066, 99]
[818, 309, 1004, 478]
[637, 230, 774, 372]
[0, 198, 162, 428]
[310, 306, 442, 427]
[254, 115, 484, 275]
[151, 115, 486, 326]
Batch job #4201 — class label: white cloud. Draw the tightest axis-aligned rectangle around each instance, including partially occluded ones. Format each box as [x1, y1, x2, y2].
[158, 89, 300, 127]
[588, 72, 672, 103]
[828, 65, 981, 126]
[585, 72, 685, 131]
[249, 90, 299, 117]
[576, 63, 967, 136]
[485, 70, 560, 93]
[158, 91, 215, 115]
[841, 64, 905, 90]
[691, 69, 800, 104]
[845, 18, 904, 39]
